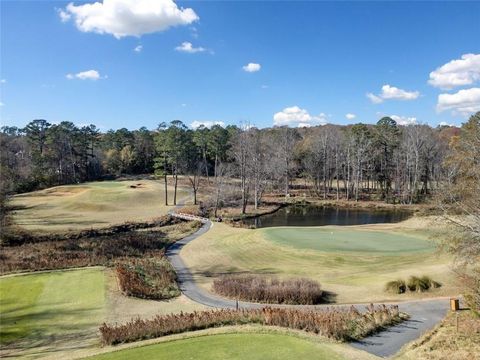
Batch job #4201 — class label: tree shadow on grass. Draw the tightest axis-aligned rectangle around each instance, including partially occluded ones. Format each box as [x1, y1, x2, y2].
[1, 302, 103, 358]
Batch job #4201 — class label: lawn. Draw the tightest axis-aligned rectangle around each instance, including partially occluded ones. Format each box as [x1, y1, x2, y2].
[88, 333, 355, 360]
[0, 268, 106, 351]
[10, 180, 188, 233]
[0, 267, 207, 359]
[181, 223, 456, 303]
[263, 227, 435, 254]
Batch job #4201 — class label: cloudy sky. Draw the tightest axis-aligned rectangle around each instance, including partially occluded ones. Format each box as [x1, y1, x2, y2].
[1, 0, 479, 130]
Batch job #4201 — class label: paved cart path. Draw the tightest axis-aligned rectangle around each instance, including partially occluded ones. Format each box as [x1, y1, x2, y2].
[166, 219, 450, 358]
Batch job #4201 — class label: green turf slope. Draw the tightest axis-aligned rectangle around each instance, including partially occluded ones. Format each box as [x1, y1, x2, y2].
[10, 180, 187, 232]
[0, 268, 106, 346]
[263, 227, 435, 254]
[88, 333, 347, 360]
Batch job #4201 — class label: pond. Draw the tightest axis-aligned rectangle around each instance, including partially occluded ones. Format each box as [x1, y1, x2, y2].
[241, 205, 412, 228]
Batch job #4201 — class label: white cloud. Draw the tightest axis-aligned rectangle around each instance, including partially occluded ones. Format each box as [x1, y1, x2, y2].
[436, 87, 480, 116]
[366, 93, 383, 104]
[273, 106, 327, 127]
[297, 123, 312, 128]
[190, 120, 225, 129]
[66, 69, 103, 80]
[439, 121, 455, 127]
[345, 113, 356, 120]
[58, 8, 71, 22]
[381, 85, 420, 100]
[134, 45, 143, 53]
[367, 84, 420, 103]
[0, 102, 4, 107]
[243, 63, 261, 73]
[0, 79, 6, 84]
[429, 53, 480, 89]
[59, 0, 199, 39]
[261, 84, 269, 89]
[390, 115, 417, 126]
[175, 41, 206, 53]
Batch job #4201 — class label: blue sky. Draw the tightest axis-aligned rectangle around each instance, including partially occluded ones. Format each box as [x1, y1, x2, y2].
[1, 0, 480, 130]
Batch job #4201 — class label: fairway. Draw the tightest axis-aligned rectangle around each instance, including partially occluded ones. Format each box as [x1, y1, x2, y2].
[263, 227, 435, 254]
[10, 180, 187, 232]
[181, 223, 456, 303]
[0, 268, 105, 350]
[88, 333, 350, 360]
[0, 267, 210, 358]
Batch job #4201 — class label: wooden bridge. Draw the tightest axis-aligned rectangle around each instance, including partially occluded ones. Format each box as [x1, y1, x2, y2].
[170, 212, 210, 224]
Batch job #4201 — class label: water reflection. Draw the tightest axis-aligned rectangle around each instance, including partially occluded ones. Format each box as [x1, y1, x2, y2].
[241, 205, 412, 228]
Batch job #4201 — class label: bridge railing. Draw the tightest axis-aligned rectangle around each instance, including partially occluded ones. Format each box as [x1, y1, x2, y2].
[171, 212, 210, 224]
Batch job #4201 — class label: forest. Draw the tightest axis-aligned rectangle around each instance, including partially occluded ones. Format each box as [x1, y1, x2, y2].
[1, 116, 462, 213]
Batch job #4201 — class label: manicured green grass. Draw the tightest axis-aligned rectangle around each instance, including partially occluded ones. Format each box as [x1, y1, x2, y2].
[10, 180, 187, 232]
[263, 227, 435, 254]
[88, 333, 347, 360]
[0, 268, 106, 346]
[182, 223, 455, 303]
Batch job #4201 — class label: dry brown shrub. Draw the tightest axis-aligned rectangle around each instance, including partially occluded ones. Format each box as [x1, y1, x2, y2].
[99, 304, 405, 345]
[213, 275, 324, 305]
[0, 221, 201, 274]
[116, 257, 180, 300]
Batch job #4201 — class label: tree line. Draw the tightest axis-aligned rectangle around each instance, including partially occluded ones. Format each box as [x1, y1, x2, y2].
[0, 115, 467, 214]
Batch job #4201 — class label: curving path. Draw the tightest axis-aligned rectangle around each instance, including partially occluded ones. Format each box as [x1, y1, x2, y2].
[166, 219, 450, 358]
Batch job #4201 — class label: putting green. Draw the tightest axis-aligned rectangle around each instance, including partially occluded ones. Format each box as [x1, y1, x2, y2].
[10, 180, 187, 233]
[263, 227, 435, 254]
[181, 223, 455, 303]
[88, 333, 347, 360]
[0, 268, 106, 346]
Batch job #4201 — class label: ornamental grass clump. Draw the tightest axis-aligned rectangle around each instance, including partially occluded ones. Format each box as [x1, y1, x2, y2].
[385, 275, 441, 294]
[385, 279, 407, 294]
[99, 304, 406, 345]
[212, 275, 324, 305]
[407, 276, 431, 292]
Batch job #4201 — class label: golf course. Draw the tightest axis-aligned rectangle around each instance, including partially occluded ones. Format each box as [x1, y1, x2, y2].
[9, 180, 186, 233]
[181, 223, 455, 303]
[0, 268, 105, 357]
[0, 180, 464, 359]
[0, 266, 205, 359]
[3, 1, 480, 358]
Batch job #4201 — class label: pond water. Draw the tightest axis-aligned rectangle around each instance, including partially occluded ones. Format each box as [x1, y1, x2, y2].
[241, 205, 412, 228]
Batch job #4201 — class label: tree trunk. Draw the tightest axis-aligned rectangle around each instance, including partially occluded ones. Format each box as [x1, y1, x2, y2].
[164, 155, 168, 206]
[173, 161, 178, 206]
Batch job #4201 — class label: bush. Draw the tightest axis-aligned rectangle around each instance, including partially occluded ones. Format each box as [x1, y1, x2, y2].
[407, 276, 431, 292]
[460, 268, 480, 316]
[385, 280, 406, 294]
[212, 275, 324, 305]
[385, 275, 441, 294]
[0, 221, 201, 274]
[116, 257, 180, 300]
[1, 215, 178, 246]
[99, 304, 405, 345]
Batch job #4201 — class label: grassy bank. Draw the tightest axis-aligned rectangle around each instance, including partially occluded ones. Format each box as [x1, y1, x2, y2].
[10, 180, 187, 233]
[181, 223, 456, 303]
[0, 267, 206, 359]
[397, 310, 480, 360]
[0, 268, 106, 349]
